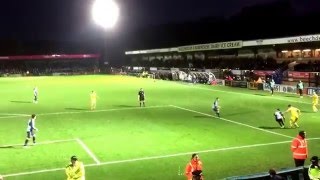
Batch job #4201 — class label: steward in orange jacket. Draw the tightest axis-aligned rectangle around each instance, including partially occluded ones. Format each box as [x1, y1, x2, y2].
[291, 131, 308, 167]
[185, 153, 204, 180]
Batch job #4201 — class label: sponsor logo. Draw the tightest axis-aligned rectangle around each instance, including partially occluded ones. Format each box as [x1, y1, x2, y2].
[263, 83, 297, 93]
[287, 35, 320, 43]
[178, 41, 243, 52]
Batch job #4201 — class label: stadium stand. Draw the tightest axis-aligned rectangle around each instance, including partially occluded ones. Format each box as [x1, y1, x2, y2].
[0, 54, 100, 76]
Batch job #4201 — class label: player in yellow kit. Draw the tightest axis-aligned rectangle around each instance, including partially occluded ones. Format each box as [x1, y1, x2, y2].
[65, 156, 85, 180]
[312, 91, 319, 112]
[285, 104, 301, 128]
[90, 91, 97, 110]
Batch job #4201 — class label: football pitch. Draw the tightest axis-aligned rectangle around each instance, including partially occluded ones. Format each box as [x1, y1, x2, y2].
[0, 75, 319, 180]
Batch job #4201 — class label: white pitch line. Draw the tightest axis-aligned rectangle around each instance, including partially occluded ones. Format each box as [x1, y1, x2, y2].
[1, 167, 68, 178]
[180, 84, 311, 105]
[91, 137, 320, 166]
[170, 105, 294, 139]
[76, 138, 101, 165]
[0, 114, 30, 119]
[0, 113, 30, 116]
[3, 137, 320, 178]
[0, 139, 76, 148]
[0, 105, 170, 119]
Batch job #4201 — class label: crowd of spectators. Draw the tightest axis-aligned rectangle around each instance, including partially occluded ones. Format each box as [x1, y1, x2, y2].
[129, 57, 280, 70]
[129, 56, 290, 84]
[0, 61, 26, 74]
[294, 61, 320, 72]
[0, 59, 98, 76]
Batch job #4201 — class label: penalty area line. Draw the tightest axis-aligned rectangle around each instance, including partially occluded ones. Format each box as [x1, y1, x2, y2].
[76, 138, 101, 164]
[3, 137, 320, 177]
[170, 105, 294, 139]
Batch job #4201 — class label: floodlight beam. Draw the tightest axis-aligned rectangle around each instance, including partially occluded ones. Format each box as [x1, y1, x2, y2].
[92, 0, 119, 29]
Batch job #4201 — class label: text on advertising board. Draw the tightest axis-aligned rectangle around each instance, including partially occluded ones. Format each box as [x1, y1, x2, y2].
[263, 83, 297, 94]
[287, 35, 320, 43]
[178, 41, 243, 52]
[288, 71, 310, 79]
[253, 70, 275, 76]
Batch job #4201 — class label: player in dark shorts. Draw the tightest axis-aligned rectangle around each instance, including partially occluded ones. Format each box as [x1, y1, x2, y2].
[24, 114, 38, 147]
[274, 108, 285, 128]
[138, 88, 145, 107]
[33, 87, 38, 103]
[212, 97, 220, 118]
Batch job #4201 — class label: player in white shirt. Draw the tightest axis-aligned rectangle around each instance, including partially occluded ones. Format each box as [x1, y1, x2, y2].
[274, 108, 285, 128]
[33, 87, 38, 104]
[24, 114, 38, 147]
[212, 97, 220, 118]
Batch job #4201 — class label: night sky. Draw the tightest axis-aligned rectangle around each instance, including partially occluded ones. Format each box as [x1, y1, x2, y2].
[0, 0, 318, 41]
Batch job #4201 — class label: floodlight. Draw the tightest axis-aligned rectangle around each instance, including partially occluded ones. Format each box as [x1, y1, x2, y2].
[92, 0, 119, 29]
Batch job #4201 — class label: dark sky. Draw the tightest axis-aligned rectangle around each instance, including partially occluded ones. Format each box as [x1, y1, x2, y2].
[122, 0, 275, 25]
[0, 0, 318, 41]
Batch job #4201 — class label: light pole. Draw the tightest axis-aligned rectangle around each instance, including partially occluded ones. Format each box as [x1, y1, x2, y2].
[92, 0, 119, 72]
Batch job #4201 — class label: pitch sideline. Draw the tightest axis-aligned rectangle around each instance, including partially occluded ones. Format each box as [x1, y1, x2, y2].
[188, 85, 311, 105]
[3, 137, 320, 177]
[170, 105, 294, 139]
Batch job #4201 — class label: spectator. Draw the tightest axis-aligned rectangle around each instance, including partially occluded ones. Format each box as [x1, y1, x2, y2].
[256, 77, 263, 84]
[269, 168, 284, 180]
[227, 75, 233, 81]
[308, 156, 320, 180]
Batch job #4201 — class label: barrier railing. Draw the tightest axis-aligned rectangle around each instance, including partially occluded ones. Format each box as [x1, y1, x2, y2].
[225, 166, 308, 180]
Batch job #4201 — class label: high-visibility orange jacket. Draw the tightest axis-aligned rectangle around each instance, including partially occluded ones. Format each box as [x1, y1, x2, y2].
[185, 159, 203, 180]
[291, 135, 308, 160]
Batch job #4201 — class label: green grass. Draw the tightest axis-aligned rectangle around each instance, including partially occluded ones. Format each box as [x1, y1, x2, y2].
[0, 75, 319, 180]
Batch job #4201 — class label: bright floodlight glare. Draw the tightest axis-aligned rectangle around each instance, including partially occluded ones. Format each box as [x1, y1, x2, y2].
[92, 0, 119, 29]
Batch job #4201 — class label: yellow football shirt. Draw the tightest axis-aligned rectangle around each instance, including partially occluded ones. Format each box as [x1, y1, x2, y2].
[287, 107, 300, 117]
[312, 94, 319, 104]
[66, 161, 85, 180]
[90, 92, 97, 102]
